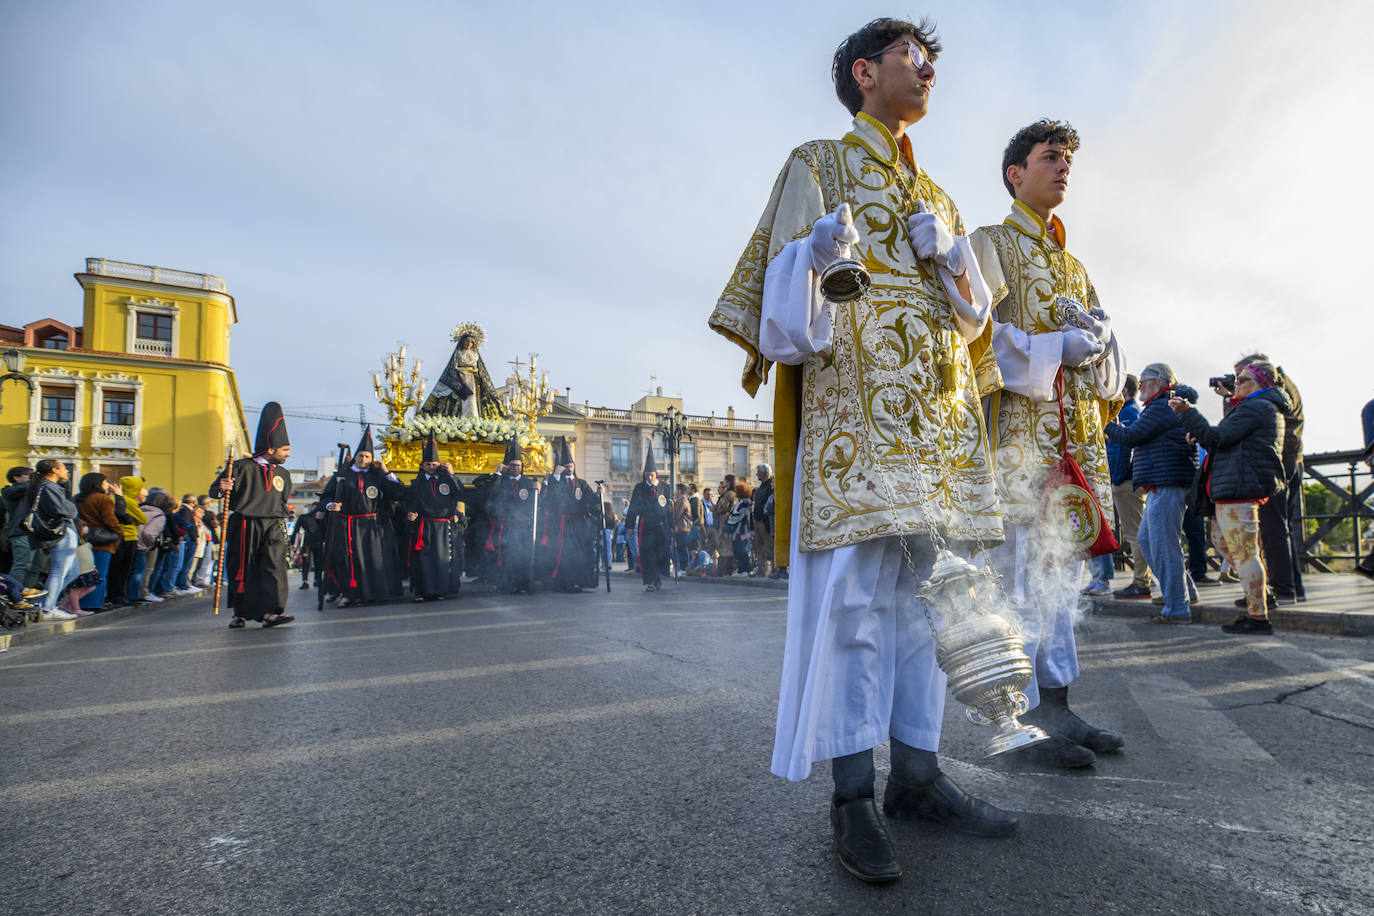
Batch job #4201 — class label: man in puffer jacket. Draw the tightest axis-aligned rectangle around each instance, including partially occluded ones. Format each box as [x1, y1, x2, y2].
[1170, 361, 1289, 634]
[1103, 363, 1199, 622]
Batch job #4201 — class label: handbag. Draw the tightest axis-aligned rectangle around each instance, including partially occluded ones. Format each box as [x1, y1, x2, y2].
[87, 525, 121, 547]
[1041, 369, 1120, 561]
[20, 489, 64, 543]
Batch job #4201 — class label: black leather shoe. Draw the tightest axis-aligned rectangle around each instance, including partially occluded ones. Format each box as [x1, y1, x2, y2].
[831, 797, 901, 883]
[1025, 686, 1125, 754]
[882, 773, 1018, 837]
[1016, 734, 1096, 768]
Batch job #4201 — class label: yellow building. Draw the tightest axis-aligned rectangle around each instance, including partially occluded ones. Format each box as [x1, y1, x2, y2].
[0, 258, 250, 497]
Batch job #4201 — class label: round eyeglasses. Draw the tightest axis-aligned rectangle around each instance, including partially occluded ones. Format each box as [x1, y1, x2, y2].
[867, 39, 931, 72]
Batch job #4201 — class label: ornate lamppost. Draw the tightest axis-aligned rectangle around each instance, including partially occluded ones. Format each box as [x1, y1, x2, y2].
[0, 348, 34, 415]
[654, 404, 693, 497]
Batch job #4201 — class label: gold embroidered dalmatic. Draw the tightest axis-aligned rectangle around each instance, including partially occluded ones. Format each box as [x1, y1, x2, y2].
[971, 201, 1119, 526]
[708, 114, 1003, 553]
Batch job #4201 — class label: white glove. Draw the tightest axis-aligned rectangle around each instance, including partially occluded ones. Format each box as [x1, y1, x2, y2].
[1061, 327, 1106, 367]
[1077, 305, 1112, 344]
[906, 200, 966, 277]
[808, 204, 861, 275]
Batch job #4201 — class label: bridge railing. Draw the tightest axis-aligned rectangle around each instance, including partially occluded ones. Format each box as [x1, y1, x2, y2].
[1299, 448, 1373, 572]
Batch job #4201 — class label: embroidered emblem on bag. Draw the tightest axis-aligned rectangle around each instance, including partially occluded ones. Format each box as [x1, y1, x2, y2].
[438, 483, 450, 495]
[365, 485, 379, 499]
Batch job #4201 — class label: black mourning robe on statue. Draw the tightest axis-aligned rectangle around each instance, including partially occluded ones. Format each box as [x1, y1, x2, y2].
[540, 473, 601, 590]
[406, 469, 464, 597]
[211, 457, 291, 620]
[486, 473, 538, 592]
[321, 465, 405, 602]
[626, 479, 672, 588]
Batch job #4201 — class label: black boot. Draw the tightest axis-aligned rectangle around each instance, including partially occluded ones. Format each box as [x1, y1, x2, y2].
[1016, 734, 1096, 768]
[831, 796, 901, 883]
[1023, 685, 1124, 754]
[882, 773, 1019, 837]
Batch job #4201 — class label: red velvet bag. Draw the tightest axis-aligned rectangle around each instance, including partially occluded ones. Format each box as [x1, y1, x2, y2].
[1041, 369, 1120, 560]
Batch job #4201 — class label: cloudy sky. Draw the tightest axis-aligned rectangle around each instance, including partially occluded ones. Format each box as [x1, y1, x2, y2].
[3, 0, 1370, 463]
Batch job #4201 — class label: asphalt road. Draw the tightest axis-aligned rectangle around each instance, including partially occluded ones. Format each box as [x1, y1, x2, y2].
[3, 575, 1372, 916]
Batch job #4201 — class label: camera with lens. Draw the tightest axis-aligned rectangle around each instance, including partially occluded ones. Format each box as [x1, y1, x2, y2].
[1208, 373, 1236, 393]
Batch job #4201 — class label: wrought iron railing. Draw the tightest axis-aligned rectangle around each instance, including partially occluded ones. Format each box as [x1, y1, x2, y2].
[1299, 449, 1373, 572]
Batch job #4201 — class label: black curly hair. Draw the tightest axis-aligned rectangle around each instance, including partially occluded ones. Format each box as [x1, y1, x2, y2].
[1001, 119, 1081, 196]
[832, 17, 942, 116]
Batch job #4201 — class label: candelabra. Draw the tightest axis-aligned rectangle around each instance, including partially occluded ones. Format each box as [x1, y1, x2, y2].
[373, 345, 425, 428]
[502, 352, 556, 436]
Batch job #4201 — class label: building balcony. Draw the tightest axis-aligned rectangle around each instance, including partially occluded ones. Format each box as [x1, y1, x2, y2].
[30, 420, 79, 448]
[131, 337, 173, 357]
[93, 424, 139, 449]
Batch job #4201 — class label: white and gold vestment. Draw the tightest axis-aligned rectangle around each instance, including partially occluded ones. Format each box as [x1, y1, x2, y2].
[709, 114, 1002, 780]
[970, 200, 1124, 523]
[710, 112, 1003, 556]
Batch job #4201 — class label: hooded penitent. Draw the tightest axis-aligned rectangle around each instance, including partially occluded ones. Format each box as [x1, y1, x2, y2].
[643, 446, 657, 474]
[255, 402, 290, 455]
[504, 436, 522, 465]
[356, 426, 375, 457]
[422, 431, 439, 464]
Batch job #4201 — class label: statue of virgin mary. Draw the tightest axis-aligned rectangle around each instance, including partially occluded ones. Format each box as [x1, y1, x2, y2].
[418, 323, 507, 418]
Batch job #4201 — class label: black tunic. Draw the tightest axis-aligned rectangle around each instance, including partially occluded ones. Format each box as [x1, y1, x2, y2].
[464, 473, 497, 582]
[320, 465, 405, 602]
[210, 457, 291, 620]
[626, 480, 672, 588]
[486, 473, 538, 592]
[540, 474, 601, 589]
[405, 470, 463, 597]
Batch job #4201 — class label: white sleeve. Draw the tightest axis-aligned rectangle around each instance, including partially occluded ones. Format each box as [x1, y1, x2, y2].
[936, 236, 993, 343]
[1091, 333, 1126, 399]
[758, 238, 831, 365]
[991, 322, 1066, 402]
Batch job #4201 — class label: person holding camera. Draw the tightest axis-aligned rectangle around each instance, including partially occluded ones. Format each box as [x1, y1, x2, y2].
[1171, 361, 1289, 633]
[1212, 355, 1305, 605]
[1103, 364, 1200, 623]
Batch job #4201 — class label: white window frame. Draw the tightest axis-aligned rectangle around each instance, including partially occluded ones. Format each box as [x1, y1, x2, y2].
[125, 297, 180, 358]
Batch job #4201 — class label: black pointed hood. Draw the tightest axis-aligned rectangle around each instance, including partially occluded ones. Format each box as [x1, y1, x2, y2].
[503, 435, 522, 464]
[356, 426, 375, 456]
[643, 445, 657, 474]
[422, 431, 439, 464]
[254, 402, 289, 454]
[558, 437, 573, 467]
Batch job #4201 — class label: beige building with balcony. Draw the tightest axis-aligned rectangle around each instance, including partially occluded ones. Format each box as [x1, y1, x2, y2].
[559, 389, 774, 507]
[0, 258, 250, 497]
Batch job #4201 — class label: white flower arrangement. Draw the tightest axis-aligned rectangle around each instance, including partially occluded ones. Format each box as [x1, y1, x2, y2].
[388, 414, 542, 448]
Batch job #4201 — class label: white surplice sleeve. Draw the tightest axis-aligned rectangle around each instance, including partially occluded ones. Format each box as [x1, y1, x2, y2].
[936, 235, 993, 344]
[1087, 284, 1126, 399]
[990, 321, 1067, 402]
[759, 237, 831, 365]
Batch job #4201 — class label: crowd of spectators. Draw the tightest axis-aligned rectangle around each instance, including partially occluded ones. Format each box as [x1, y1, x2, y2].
[1089, 352, 1311, 635]
[611, 464, 786, 583]
[0, 466, 222, 626]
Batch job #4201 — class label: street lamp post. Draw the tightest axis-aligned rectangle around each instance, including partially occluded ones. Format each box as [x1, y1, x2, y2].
[654, 404, 692, 496]
[655, 405, 692, 577]
[0, 348, 33, 415]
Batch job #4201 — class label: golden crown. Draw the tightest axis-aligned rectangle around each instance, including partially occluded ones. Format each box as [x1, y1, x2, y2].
[450, 322, 485, 348]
